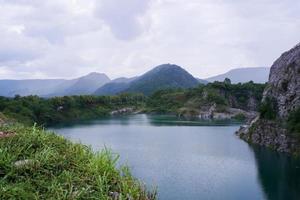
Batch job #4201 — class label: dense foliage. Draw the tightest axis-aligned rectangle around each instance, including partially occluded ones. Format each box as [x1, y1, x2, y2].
[147, 81, 266, 114]
[0, 94, 145, 126]
[0, 124, 156, 199]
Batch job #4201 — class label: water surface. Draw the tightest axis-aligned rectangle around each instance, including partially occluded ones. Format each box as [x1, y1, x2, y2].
[51, 114, 300, 200]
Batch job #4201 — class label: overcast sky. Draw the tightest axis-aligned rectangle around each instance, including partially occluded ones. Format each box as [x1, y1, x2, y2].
[0, 0, 299, 80]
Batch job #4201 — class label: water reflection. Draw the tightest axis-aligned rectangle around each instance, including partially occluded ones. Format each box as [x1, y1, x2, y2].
[145, 114, 243, 126]
[252, 145, 300, 200]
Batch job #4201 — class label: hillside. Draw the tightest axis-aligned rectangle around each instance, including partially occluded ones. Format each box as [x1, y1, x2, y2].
[206, 67, 270, 83]
[94, 77, 137, 95]
[146, 81, 266, 121]
[94, 82, 131, 95]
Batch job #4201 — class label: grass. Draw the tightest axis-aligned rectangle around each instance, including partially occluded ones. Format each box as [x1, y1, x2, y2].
[0, 124, 156, 200]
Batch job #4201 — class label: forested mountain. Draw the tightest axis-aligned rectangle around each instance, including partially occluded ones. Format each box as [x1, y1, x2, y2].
[95, 64, 201, 95]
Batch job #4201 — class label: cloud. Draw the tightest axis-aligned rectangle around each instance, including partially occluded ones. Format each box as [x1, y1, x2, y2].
[0, 0, 299, 79]
[95, 0, 153, 40]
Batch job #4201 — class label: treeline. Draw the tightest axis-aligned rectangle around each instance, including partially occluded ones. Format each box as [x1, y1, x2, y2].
[0, 80, 267, 126]
[0, 93, 145, 126]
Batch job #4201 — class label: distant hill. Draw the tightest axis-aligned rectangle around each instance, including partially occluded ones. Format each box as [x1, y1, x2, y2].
[55, 73, 110, 96]
[0, 66, 269, 97]
[196, 78, 208, 84]
[0, 73, 111, 97]
[205, 67, 270, 83]
[125, 64, 199, 95]
[95, 64, 200, 95]
[111, 77, 138, 83]
[0, 79, 65, 97]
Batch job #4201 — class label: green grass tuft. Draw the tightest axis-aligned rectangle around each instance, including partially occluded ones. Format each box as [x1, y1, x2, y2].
[0, 124, 156, 199]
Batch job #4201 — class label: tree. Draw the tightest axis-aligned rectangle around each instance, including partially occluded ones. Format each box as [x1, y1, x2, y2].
[224, 78, 231, 85]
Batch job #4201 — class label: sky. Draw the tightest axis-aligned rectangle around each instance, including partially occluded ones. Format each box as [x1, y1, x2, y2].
[0, 0, 299, 80]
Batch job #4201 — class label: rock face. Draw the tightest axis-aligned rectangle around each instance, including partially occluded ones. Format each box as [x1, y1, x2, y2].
[237, 119, 299, 153]
[237, 43, 300, 154]
[263, 43, 300, 119]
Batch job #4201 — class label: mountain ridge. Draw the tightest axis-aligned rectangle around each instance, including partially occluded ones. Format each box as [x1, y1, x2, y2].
[0, 65, 270, 97]
[206, 67, 270, 83]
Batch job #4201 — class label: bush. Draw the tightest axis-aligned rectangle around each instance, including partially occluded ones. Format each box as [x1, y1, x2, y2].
[206, 92, 227, 105]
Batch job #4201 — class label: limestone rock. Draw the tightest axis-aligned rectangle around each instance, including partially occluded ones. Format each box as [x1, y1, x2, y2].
[263, 43, 300, 119]
[237, 43, 300, 154]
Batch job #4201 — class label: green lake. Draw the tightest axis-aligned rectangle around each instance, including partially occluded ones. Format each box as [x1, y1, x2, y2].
[51, 114, 300, 200]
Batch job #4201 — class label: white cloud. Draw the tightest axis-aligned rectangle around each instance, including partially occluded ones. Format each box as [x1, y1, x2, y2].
[0, 0, 299, 79]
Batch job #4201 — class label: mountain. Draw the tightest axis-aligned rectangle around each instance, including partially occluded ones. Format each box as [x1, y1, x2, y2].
[124, 64, 199, 95]
[95, 64, 200, 96]
[94, 77, 137, 95]
[196, 78, 208, 84]
[56, 72, 110, 96]
[111, 77, 138, 83]
[206, 67, 270, 83]
[0, 72, 110, 97]
[0, 79, 65, 97]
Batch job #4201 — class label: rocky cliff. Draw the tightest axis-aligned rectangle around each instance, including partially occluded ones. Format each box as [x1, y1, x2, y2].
[237, 43, 300, 154]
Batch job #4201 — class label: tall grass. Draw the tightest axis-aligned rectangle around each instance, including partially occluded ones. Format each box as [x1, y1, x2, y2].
[0, 124, 156, 199]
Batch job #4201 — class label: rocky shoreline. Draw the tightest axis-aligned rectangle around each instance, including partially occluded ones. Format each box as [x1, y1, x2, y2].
[236, 119, 300, 154]
[178, 103, 257, 122]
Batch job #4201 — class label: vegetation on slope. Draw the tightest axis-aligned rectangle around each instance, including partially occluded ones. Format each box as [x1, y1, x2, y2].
[146, 81, 266, 115]
[0, 124, 156, 199]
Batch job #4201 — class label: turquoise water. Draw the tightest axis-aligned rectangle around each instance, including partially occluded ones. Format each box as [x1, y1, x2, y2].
[51, 114, 300, 200]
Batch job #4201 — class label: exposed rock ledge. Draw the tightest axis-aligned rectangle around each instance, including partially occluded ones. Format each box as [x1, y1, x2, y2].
[179, 103, 257, 122]
[236, 118, 300, 154]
